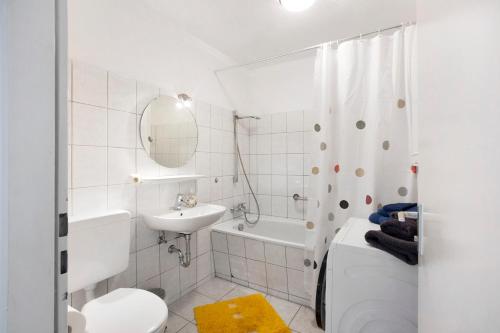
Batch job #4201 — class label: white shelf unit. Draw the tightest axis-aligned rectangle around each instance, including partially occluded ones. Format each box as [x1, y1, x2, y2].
[131, 174, 205, 184]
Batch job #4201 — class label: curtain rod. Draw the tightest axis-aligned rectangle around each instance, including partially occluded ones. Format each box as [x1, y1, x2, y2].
[215, 21, 416, 73]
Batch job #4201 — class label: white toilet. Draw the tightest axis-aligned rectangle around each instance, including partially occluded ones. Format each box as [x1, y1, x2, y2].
[67, 210, 168, 333]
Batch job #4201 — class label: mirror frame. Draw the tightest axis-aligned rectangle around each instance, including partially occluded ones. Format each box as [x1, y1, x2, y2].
[138, 95, 198, 168]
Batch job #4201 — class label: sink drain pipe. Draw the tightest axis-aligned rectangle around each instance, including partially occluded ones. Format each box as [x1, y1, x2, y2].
[167, 233, 192, 267]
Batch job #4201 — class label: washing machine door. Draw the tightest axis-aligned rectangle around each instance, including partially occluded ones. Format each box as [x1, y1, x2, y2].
[315, 251, 328, 330]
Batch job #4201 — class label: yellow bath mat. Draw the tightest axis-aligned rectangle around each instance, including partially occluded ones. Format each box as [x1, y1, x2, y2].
[194, 294, 290, 333]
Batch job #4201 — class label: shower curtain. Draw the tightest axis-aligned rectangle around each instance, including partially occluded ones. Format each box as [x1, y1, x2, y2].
[304, 26, 417, 305]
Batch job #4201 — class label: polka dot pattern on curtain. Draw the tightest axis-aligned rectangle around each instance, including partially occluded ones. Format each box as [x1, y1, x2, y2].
[339, 200, 349, 209]
[365, 195, 373, 205]
[382, 140, 390, 150]
[303, 27, 417, 306]
[398, 186, 408, 196]
[356, 120, 366, 129]
[397, 99, 406, 108]
[355, 168, 365, 177]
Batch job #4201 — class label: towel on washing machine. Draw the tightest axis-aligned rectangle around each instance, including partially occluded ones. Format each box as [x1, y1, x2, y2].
[368, 203, 417, 224]
[380, 219, 418, 241]
[365, 230, 418, 265]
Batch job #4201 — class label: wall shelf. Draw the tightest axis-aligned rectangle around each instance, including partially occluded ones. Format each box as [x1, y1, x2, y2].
[131, 174, 205, 184]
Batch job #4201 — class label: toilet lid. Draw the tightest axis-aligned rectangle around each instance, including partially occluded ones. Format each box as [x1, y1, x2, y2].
[81, 288, 168, 333]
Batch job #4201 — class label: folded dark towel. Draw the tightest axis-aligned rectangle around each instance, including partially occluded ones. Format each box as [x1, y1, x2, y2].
[368, 213, 394, 225]
[365, 230, 418, 265]
[380, 219, 418, 241]
[368, 202, 418, 225]
[382, 203, 417, 213]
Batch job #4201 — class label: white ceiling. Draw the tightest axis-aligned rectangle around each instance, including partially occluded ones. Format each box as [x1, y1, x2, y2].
[143, 0, 416, 64]
[68, 0, 238, 107]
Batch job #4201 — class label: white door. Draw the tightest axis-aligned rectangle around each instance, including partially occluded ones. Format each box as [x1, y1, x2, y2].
[417, 0, 500, 331]
[2, 0, 68, 332]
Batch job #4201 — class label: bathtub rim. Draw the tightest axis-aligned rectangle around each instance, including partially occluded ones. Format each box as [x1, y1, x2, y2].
[211, 215, 305, 249]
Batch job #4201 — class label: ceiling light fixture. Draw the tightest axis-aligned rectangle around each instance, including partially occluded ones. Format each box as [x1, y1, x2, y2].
[279, 0, 315, 12]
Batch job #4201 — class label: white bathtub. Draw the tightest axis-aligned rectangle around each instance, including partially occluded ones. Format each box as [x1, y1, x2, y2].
[210, 215, 309, 305]
[212, 215, 305, 248]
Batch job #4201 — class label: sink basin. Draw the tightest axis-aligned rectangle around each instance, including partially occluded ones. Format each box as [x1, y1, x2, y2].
[143, 203, 226, 234]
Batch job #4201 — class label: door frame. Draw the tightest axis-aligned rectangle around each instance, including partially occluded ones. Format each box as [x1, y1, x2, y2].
[0, 2, 8, 332]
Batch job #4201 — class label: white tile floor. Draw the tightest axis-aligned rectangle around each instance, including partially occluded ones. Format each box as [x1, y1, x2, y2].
[166, 277, 323, 333]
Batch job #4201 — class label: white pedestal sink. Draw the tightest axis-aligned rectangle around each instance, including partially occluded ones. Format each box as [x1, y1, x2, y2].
[143, 203, 226, 234]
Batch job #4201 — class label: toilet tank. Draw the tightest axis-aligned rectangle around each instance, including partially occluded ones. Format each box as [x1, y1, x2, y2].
[68, 210, 131, 293]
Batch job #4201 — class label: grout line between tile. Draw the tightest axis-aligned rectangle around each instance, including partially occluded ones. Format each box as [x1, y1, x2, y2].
[217, 283, 239, 301]
[168, 309, 191, 324]
[288, 305, 303, 328]
[173, 321, 190, 333]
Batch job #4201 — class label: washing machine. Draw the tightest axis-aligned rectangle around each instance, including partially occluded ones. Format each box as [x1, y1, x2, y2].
[325, 217, 417, 333]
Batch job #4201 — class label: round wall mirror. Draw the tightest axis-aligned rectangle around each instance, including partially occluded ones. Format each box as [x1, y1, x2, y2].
[139, 95, 198, 168]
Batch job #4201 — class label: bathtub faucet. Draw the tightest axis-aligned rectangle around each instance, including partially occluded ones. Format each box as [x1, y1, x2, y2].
[231, 202, 250, 215]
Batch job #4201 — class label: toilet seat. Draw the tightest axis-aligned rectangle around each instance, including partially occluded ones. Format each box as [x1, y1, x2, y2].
[81, 288, 168, 333]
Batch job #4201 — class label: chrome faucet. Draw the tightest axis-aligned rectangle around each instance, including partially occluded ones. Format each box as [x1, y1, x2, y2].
[231, 202, 250, 215]
[172, 193, 187, 211]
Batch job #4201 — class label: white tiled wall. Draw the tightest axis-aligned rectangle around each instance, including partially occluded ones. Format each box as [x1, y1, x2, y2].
[248, 111, 312, 220]
[211, 231, 309, 305]
[68, 61, 250, 309]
